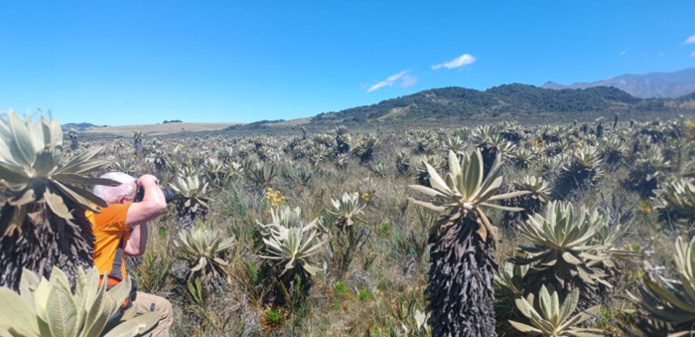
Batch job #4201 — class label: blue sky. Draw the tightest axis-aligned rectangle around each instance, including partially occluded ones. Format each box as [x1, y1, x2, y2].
[1, 1, 694, 126]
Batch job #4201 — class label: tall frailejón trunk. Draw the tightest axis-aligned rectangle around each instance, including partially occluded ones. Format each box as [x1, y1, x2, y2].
[0, 189, 94, 291]
[426, 214, 497, 337]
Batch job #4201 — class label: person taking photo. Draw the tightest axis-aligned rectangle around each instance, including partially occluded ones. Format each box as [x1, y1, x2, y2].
[87, 172, 173, 337]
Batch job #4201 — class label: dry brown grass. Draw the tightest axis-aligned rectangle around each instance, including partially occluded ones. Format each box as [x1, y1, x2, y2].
[268, 117, 312, 127]
[83, 122, 241, 137]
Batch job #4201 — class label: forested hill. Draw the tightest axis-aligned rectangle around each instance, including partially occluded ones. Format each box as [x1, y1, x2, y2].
[309, 84, 695, 126]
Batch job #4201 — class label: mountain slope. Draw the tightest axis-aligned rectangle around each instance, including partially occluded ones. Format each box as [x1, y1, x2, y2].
[309, 84, 657, 125]
[543, 68, 695, 98]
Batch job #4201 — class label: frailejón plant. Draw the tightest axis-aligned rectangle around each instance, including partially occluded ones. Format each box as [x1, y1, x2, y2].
[408, 149, 529, 337]
[0, 111, 115, 290]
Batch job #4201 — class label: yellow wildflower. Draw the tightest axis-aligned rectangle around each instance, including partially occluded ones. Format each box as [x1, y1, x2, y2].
[265, 188, 286, 209]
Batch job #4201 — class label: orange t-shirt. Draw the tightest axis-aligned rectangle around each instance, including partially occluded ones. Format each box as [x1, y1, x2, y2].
[86, 203, 132, 279]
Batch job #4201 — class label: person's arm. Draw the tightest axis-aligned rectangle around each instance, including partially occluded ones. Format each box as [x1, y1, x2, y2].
[125, 219, 148, 256]
[124, 174, 166, 256]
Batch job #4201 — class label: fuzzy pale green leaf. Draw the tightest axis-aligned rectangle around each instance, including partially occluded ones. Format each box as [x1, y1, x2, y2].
[0, 287, 39, 336]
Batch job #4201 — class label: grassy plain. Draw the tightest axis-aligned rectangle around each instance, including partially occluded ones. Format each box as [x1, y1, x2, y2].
[83, 122, 240, 137]
[68, 111, 695, 336]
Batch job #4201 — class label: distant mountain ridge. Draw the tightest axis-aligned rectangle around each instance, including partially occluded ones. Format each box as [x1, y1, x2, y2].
[542, 68, 695, 98]
[307, 84, 695, 126]
[61, 122, 105, 132]
[69, 76, 695, 135]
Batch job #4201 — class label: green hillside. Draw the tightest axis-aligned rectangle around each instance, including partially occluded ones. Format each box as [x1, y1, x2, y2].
[308, 84, 691, 126]
[217, 84, 695, 136]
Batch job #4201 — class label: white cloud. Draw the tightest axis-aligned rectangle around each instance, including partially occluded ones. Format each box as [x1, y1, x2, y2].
[367, 70, 411, 92]
[431, 53, 476, 70]
[690, 51, 695, 58]
[620, 49, 627, 56]
[400, 75, 417, 88]
[685, 34, 695, 44]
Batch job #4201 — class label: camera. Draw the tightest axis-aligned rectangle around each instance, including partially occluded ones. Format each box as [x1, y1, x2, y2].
[134, 186, 176, 203]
